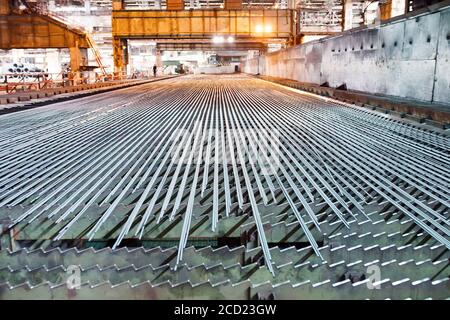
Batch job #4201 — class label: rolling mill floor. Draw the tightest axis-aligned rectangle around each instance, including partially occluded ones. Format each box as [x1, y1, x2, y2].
[0, 74, 449, 300]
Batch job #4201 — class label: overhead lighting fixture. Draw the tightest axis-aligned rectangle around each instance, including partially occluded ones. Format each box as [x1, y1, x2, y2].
[212, 36, 225, 44]
[255, 25, 272, 33]
[227, 36, 234, 43]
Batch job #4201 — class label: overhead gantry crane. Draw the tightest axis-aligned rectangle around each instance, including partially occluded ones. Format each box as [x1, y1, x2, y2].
[111, 0, 297, 73]
[0, 0, 106, 76]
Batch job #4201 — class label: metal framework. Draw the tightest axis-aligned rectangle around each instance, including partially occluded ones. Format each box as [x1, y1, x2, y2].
[111, 7, 295, 71]
[0, 0, 93, 74]
[0, 13, 89, 49]
[112, 9, 295, 39]
[151, 37, 269, 50]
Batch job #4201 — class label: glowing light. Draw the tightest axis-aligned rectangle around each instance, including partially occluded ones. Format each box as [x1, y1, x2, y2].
[255, 25, 272, 33]
[227, 36, 234, 43]
[212, 36, 226, 44]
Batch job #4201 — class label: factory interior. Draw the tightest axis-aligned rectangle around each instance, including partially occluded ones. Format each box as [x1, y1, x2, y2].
[0, 0, 449, 302]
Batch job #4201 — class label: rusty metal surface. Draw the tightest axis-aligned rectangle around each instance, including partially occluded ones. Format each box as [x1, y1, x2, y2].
[0, 14, 89, 49]
[112, 9, 295, 40]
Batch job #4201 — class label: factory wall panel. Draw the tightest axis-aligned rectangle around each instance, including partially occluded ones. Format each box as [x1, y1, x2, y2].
[434, 10, 450, 104]
[243, 6, 450, 104]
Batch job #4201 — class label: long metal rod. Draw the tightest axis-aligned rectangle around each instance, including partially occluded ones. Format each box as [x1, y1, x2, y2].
[0, 75, 448, 276]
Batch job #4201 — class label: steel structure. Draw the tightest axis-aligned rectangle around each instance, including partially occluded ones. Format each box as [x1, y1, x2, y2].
[155, 41, 267, 50]
[0, 75, 448, 299]
[112, 9, 295, 39]
[0, 0, 95, 74]
[0, 4, 89, 50]
[111, 6, 296, 71]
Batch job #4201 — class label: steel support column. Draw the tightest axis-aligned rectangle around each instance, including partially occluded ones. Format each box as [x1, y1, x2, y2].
[167, 0, 185, 10]
[69, 44, 88, 74]
[224, 0, 243, 10]
[380, 0, 407, 20]
[113, 37, 128, 76]
[342, 0, 353, 31]
[112, 0, 124, 10]
[0, 0, 11, 15]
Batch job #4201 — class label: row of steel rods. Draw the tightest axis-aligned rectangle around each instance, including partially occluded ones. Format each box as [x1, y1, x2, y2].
[311, 100, 450, 178]
[246, 82, 436, 219]
[222, 86, 276, 275]
[266, 85, 448, 200]
[135, 83, 211, 236]
[0, 85, 151, 153]
[223, 85, 324, 261]
[0, 77, 274, 272]
[250, 80, 450, 247]
[264, 85, 450, 197]
[155, 86, 209, 222]
[91, 82, 207, 242]
[0, 83, 174, 194]
[3, 79, 185, 225]
[231, 83, 354, 226]
[331, 107, 450, 159]
[174, 79, 323, 272]
[58, 87, 201, 240]
[212, 86, 221, 230]
[0, 97, 165, 209]
[299, 96, 450, 203]
[0, 75, 448, 275]
[237, 89, 352, 227]
[8, 84, 185, 226]
[0, 108, 124, 185]
[221, 79, 446, 245]
[2, 99, 149, 214]
[219, 92, 232, 217]
[175, 86, 215, 267]
[282, 89, 450, 164]
[116, 82, 220, 244]
[159, 85, 212, 219]
[0, 83, 157, 143]
[168, 85, 213, 220]
[170, 81, 275, 273]
[174, 82, 281, 272]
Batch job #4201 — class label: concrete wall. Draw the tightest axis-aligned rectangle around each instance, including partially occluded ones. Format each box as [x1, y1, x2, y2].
[243, 4, 450, 104]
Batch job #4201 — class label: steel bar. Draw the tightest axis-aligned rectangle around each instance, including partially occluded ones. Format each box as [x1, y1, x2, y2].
[0, 75, 448, 278]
